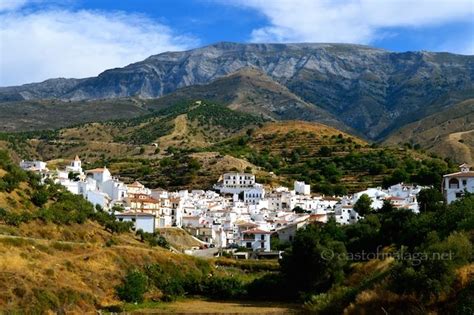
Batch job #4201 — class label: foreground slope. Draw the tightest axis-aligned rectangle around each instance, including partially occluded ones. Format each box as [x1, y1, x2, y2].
[0, 152, 203, 312]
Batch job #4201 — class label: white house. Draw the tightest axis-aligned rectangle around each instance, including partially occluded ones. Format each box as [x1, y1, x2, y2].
[334, 204, 360, 225]
[244, 184, 265, 205]
[127, 181, 151, 196]
[66, 155, 83, 174]
[442, 164, 474, 204]
[86, 190, 110, 210]
[20, 160, 48, 172]
[86, 167, 111, 184]
[100, 180, 128, 202]
[294, 181, 311, 195]
[239, 228, 271, 252]
[215, 173, 256, 194]
[115, 211, 156, 233]
[353, 188, 389, 210]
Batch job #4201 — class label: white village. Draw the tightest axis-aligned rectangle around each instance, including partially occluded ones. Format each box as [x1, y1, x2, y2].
[20, 156, 474, 258]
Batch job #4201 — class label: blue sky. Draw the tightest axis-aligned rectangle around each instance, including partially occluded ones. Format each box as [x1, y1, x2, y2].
[1, 0, 473, 86]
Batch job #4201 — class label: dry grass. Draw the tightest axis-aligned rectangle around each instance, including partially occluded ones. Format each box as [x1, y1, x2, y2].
[256, 121, 365, 143]
[155, 227, 201, 251]
[384, 99, 474, 163]
[130, 298, 302, 314]
[0, 230, 205, 313]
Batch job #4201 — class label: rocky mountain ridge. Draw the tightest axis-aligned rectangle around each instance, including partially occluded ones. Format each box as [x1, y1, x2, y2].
[1, 42, 473, 139]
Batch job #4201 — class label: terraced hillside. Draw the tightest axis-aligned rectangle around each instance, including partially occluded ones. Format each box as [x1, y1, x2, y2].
[212, 121, 454, 194]
[0, 101, 266, 161]
[0, 101, 455, 193]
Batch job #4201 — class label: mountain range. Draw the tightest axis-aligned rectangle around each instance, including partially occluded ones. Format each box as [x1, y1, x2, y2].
[1, 42, 473, 158]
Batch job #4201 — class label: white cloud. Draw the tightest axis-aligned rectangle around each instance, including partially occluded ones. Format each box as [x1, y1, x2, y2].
[0, 9, 197, 86]
[231, 0, 474, 45]
[0, 0, 29, 12]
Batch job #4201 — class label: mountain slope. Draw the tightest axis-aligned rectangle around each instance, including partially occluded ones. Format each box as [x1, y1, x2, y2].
[384, 99, 474, 163]
[145, 68, 346, 130]
[2, 42, 472, 140]
[0, 99, 150, 132]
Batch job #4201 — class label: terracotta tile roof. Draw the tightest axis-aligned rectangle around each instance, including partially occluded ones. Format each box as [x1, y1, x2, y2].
[86, 168, 106, 173]
[128, 181, 144, 187]
[443, 171, 474, 177]
[386, 196, 405, 201]
[116, 211, 155, 217]
[129, 198, 160, 204]
[242, 228, 271, 234]
[236, 221, 258, 227]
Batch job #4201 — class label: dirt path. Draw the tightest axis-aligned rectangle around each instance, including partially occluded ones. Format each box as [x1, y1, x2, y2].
[159, 114, 189, 145]
[448, 130, 473, 164]
[0, 233, 178, 253]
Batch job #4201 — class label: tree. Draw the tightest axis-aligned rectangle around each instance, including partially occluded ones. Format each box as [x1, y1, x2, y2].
[418, 188, 444, 212]
[390, 232, 472, 301]
[379, 199, 395, 213]
[68, 172, 80, 181]
[318, 146, 332, 157]
[353, 194, 372, 217]
[293, 206, 309, 214]
[280, 224, 346, 296]
[116, 270, 148, 303]
[31, 189, 49, 207]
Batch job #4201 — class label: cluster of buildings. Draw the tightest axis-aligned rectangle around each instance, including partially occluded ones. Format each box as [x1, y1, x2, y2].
[20, 157, 473, 254]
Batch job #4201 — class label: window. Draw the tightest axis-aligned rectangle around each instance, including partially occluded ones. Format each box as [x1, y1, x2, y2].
[261, 242, 264, 249]
[449, 178, 459, 189]
[246, 242, 252, 248]
[131, 218, 136, 222]
[261, 235, 265, 240]
[462, 180, 467, 186]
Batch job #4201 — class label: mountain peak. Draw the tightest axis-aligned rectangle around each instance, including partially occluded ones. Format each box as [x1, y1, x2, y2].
[0, 42, 472, 141]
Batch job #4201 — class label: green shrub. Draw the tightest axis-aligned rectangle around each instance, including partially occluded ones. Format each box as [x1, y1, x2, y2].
[204, 276, 245, 299]
[116, 270, 148, 303]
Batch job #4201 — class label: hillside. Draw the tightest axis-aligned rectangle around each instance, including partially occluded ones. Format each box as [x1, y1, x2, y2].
[0, 150, 293, 313]
[146, 68, 346, 131]
[384, 99, 474, 163]
[0, 104, 455, 194]
[211, 121, 454, 193]
[0, 98, 151, 132]
[0, 100, 266, 160]
[1, 42, 472, 140]
[0, 151, 203, 312]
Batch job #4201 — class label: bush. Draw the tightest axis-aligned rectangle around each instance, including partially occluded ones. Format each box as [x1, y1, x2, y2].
[31, 189, 49, 207]
[204, 276, 245, 299]
[136, 230, 170, 249]
[246, 273, 287, 300]
[116, 270, 148, 303]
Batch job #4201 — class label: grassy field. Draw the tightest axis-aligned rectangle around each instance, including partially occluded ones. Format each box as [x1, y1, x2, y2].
[126, 298, 302, 314]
